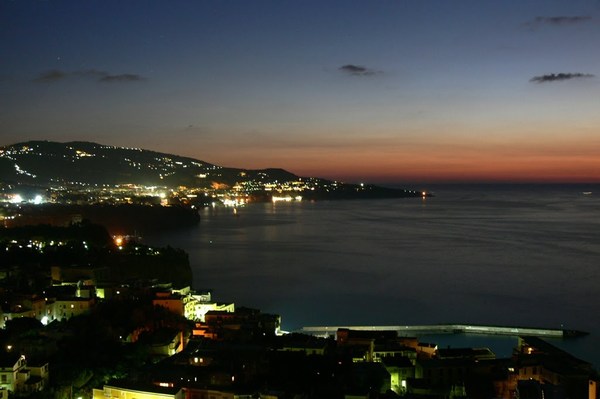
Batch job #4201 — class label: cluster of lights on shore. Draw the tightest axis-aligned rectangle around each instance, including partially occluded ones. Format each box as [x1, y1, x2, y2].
[4, 180, 430, 214]
[215, 194, 303, 207]
[9, 194, 44, 204]
[272, 195, 303, 202]
[5, 190, 429, 211]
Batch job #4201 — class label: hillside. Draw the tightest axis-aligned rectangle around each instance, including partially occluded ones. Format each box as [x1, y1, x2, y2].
[0, 140, 301, 188]
[0, 141, 426, 203]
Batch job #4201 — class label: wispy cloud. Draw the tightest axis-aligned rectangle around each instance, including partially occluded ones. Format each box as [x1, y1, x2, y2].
[33, 69, 146, 83]
[34, 69, 68, 83]
[525, 15, 592, 28]
[73, 69, 112, 79]
[535, 16, 591, 25]
[339, 64, 379, 77]
[99, 73, 145, 82]
[530, 73, 595, 83]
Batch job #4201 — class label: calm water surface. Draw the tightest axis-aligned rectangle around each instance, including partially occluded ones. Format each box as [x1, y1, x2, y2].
[146, 184, 600, 365]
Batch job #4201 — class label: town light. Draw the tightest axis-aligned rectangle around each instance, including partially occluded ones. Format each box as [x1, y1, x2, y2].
[11, 194, 23, 204]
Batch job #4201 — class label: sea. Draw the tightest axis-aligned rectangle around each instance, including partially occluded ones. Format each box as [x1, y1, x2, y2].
[145, 184, 600, 367]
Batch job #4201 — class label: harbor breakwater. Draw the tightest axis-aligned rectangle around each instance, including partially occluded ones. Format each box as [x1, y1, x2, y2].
[297, 324, 588, 338]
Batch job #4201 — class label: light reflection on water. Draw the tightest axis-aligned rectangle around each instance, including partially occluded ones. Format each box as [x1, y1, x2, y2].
[145, 184, 600, 366]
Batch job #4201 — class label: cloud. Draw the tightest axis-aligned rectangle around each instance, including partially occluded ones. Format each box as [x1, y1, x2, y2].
[33, 69, 146, 83]
[72, 69, 111, 79]
[525, 16, 592, 29]
[534, 16, 591, 25]
[33, 69, 68, 82]
[530, 73, 595, 83]
[99, 73, 145, 82]
[339, 64, 379, 76]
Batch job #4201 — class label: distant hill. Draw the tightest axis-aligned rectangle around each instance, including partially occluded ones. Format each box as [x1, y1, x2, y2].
[0, 141, 425, 201]
[0, 140, 303, 188]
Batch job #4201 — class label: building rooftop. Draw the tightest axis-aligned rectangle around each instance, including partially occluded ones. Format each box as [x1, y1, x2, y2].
[104, 380, 183, 396]
[436, 347, 495, 360]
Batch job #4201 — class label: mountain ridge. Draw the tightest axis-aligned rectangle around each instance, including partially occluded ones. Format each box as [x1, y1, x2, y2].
[0, 140, 304, 188]
[0, 140, 426, 202]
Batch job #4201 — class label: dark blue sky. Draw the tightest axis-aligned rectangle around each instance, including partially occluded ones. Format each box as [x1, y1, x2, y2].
[2, 0, 599, 182]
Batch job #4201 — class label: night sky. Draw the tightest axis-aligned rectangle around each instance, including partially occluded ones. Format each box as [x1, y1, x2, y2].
[2, 1, 600, 183]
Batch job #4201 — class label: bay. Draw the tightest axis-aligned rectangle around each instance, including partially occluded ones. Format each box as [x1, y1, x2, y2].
[145, 184, 600, 366]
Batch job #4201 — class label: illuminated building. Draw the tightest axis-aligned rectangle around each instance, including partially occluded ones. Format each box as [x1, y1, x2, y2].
[193, 308, 281, 340]
[184, 387, 255, 399]
[0, 354, 25, 393]
[92, 383, 183, 399]
[0, 354, 47, 396]
[45, 297, 94, 322]
[0, 295, 94, 328]
[516, 336, 598, 399]
[143, 328, 186, 357]
[153, 292, 185, 317]
[382, 356, 414, 395]
[153, 288, 235, 322]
